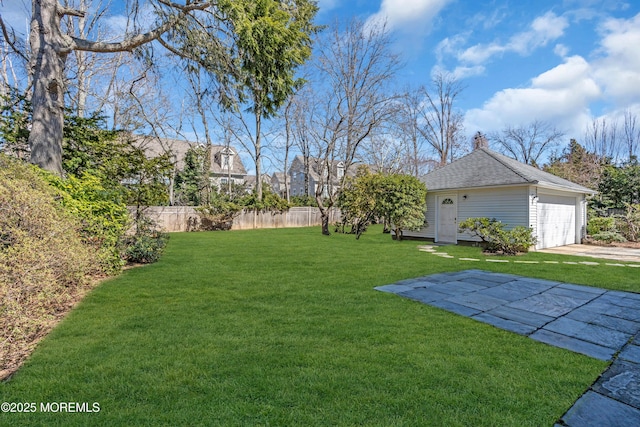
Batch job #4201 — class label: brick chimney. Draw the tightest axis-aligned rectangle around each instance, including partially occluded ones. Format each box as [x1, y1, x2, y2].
[473, 132, 488, 150]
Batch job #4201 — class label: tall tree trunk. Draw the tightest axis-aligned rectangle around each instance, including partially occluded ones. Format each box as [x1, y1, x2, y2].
[28, 0, 69, 176]
[255, 111, 263, 200]
[202, 143, 212, 204]
[25, 0, 211, 175]
[303, 155, 310, 196]
[317, 200, 330, 235]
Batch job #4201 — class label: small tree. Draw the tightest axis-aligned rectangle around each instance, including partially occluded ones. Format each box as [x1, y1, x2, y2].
[174, 146, 207, 206]
[306, 18, 402, 235]
[544, 139, 604, 190]
[337, 168, 381, 238]
[616, 204, 640, 242]
[598, 162, 640, 209]
[378, 174, 427, 240]
[206, 0, 319, 200]
[337, 170, 427, 240]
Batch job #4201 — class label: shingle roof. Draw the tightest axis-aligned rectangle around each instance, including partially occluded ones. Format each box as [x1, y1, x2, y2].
[422, 148, 595, 194]
[131, 135, 246, 175]
[272, 172, 286, 182]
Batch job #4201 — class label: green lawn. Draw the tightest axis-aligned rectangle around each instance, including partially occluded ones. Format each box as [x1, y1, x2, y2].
[2, 226, 638, 426]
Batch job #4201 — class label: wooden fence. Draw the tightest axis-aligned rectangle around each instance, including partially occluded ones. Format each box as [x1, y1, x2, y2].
[130, 206, 341, 232]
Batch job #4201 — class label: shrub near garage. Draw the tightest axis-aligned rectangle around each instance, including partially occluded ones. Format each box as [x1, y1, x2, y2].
[458, 217, 537, 255]
[0, 156, 100, 376]
[337, 170, 427, 240]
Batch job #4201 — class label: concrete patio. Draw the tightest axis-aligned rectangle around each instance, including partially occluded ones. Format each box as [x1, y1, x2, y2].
[376, 269, 640, 426]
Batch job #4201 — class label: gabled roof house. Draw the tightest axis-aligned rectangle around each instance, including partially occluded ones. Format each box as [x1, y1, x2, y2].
[404, 147, 596, 250]
[289, 155, 351, 197]
[132, 136, 247, 186]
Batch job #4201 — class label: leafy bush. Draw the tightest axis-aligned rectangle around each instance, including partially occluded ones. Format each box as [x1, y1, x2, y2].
[336, 170, 380, 237]
[337, 169, 427, 240]
[458, 217, 537, 255]
[615, 204, 640, 242]
[587, 216, 616, 236]
[194, 188, 290, 231]
[195, 193, 243, 231]
[290, 194, 318, 207]
[122, 217, 169, 264]
[591, 231, 627, 243]
[42, 172, 129, 274]
[379, 174, 427, 240]
[240, 189, 290, 212]
[0, 155, 99, 375]
[0, 89, 30, 159]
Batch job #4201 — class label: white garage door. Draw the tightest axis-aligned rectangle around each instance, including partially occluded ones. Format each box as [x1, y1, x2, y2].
[537, 194, 577, 249]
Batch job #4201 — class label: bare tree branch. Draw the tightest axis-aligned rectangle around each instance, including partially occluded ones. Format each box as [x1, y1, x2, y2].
[0, 16, 28, 62]
[71, 1, 210, 53]
[417, 71, 466, 166]
[490, 119, 564, 166]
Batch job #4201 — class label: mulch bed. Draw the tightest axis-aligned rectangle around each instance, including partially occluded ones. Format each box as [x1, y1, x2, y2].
[583, 238, 640, 249]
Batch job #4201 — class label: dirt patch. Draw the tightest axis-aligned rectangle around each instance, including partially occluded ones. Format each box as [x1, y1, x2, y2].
[1, 275, 108, 382]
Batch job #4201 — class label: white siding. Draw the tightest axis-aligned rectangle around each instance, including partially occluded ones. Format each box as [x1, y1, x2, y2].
[456, 187, 530, 241]
[403, 186, 590, 250]
[528, 185, 538, 242]
[403, 187, 531, 241]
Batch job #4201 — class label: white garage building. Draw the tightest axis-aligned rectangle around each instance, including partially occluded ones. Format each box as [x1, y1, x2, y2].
[404, 147, 596, 250]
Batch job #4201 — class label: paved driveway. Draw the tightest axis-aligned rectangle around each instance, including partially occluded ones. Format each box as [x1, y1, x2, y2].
[376, 269, 640, 426]
[539, 244, 640, 263]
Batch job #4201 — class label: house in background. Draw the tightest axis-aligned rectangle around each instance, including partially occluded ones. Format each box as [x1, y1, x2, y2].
[403, 147, 596, 250]
[243, 174, 272, 192]
[133, 136, 247, 188]
[288, 155, 352, 198]
[271, 172, 289, 198]
[209, 145, 247, 188]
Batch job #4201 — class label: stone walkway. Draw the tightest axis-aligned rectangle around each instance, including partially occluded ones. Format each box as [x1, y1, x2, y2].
[417, 244, 640, 268]
[375, 269, 640, 426]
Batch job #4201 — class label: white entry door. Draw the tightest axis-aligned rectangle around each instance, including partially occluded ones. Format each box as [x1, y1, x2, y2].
[437, 195, 457, 243]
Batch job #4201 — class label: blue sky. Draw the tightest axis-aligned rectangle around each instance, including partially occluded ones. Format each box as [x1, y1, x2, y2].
[2, 0, 640, 145]
[316, 0, 640, 141]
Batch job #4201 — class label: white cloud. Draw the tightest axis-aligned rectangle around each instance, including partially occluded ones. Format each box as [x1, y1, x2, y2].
[592, 12, 640, 105]
[457, 11, 569, 65]
[458, 43, 504, 65]
[468, 7, 508, 30]
[464, 11, 640, 145]
[554, 44, 570, 58]
[435, 33, 469, 62]
[450, 65, 486, 80]
[366, 0, 452, 33]
[102, 3, 157, 41]
[317, 0, 341, 13]
[531, 56, 593, 89]
[464, 56, 600, 136]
